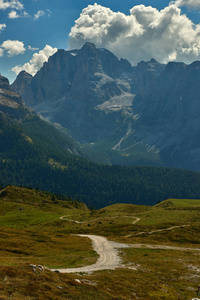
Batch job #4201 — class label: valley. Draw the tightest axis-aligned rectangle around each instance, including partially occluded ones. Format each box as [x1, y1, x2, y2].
[0, 186, 200, 299]
[1, 54, 200, 211]
[0, 40, 200, 300]
[1, 1, 200, 299]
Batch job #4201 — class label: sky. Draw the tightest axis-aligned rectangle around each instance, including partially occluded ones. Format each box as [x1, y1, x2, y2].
[0, 0, 200, 83]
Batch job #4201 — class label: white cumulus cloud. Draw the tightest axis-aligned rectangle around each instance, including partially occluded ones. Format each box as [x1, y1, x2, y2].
[8, 10, 19, 18]
[69, 3, 200, 65]
[28, 45, 39, 51]
[0, 0, 23, 10]
[1, 40, 25, 56]
[173, 0, 200, 9]
[0, 1, 29, 19]
[0, 23, 6, 32]
[12, 45, 57, 76]
[34, 9, 51, 20]
[8, 9, 29, 18]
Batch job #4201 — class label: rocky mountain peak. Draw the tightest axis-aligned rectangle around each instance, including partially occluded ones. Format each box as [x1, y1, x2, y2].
[81, 42, 96, 51]
[11, 43, 136, 142]
[0, 75, 10, 89]
[78, 42, 98, 61]
[135, 58, 165, 74]
[17, 70, 32, 81]
[131, 58, 165, 94]
[12, 71, 33, 91]
[164, 61, 186, 73]
[149, 58, 157, 63]
[0, 74, 31, 120]
[10, 44, 200, 171]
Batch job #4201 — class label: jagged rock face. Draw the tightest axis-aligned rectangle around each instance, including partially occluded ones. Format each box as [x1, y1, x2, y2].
[0, 75, 30, 120]
[12, 71, 33, 104]
[12, 43, 136, 142]
[131, 61, 200, 170]
[11, 42, 200, 171]
[133, 61, 200, 127]
[14, 43, 133, 107]
[131, 58, 165, 94]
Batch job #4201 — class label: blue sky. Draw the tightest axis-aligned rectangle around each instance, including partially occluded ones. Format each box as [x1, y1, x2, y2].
[0, 0, 199, 82]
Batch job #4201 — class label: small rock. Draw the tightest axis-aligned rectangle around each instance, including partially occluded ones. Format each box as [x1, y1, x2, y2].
[75, 279, 81, 284]
[38, 265, 44, 271]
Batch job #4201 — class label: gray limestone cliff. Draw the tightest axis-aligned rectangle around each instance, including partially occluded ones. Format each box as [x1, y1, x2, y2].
[12, 43, 135, 142]
[11, 43, 200, 171]
[0, 74, 31, 120]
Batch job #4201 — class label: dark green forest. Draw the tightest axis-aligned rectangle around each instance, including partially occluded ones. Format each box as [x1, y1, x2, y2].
[1, 115, 200, 209]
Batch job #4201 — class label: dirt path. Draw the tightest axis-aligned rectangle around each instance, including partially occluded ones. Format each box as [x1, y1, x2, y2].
[125, 224, 190, 238]
[52, 216, 199, 274]
[50, 234, 129, 273]
[50, 233, 200, 274]
[129, 243, 200, 251]
[135, 225, 190, 236]
[131, 217, 140, 224]
[60, 215, 140, 224]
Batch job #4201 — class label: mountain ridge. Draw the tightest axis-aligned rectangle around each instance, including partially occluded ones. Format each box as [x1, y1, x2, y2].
[12, 43, 135, 143]
[2, 72, 200, 209]
[12, 42, 200, 171]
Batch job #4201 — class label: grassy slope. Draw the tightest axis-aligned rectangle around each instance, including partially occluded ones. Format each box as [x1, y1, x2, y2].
[0, 187, 200, 299]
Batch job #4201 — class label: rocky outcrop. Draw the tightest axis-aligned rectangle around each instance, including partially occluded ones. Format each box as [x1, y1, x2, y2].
[11, 43, 200, 171]
[0, 74, 31, 120]
[11, 71, 33, 104]
[0, 74, 82, 158]
[131, 58, 165, 94]
[131, 60, 200, 170]
[12, 43, 136, 142]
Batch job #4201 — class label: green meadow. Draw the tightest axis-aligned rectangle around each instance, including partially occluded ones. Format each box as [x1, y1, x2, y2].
[0, 186, 200, 299]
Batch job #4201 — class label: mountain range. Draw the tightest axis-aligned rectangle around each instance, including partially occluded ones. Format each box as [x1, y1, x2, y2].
[1, 42, 200, 299]
[1, 69, 200, 208]
[11, 42, 200, 171]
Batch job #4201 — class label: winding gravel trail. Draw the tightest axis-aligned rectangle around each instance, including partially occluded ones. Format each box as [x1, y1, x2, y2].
[135, 225, 190, 236]
[60, 215, 140, 224]
[51, 234, 129, 273]
[50, 216, 200, 274]
[50, 233, 200, 274]
[129, 243, 200, 251]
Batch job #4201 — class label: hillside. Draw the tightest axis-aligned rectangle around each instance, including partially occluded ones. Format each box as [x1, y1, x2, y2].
[0, 186, 200, 299]
[2, 120, 200, 209]
[2, 143, 200, 209]
[0, 72, 81, 159]
[2, 73, 200, 209]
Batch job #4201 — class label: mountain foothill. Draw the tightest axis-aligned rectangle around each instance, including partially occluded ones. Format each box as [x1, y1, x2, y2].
[1, 42, 200, 208]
